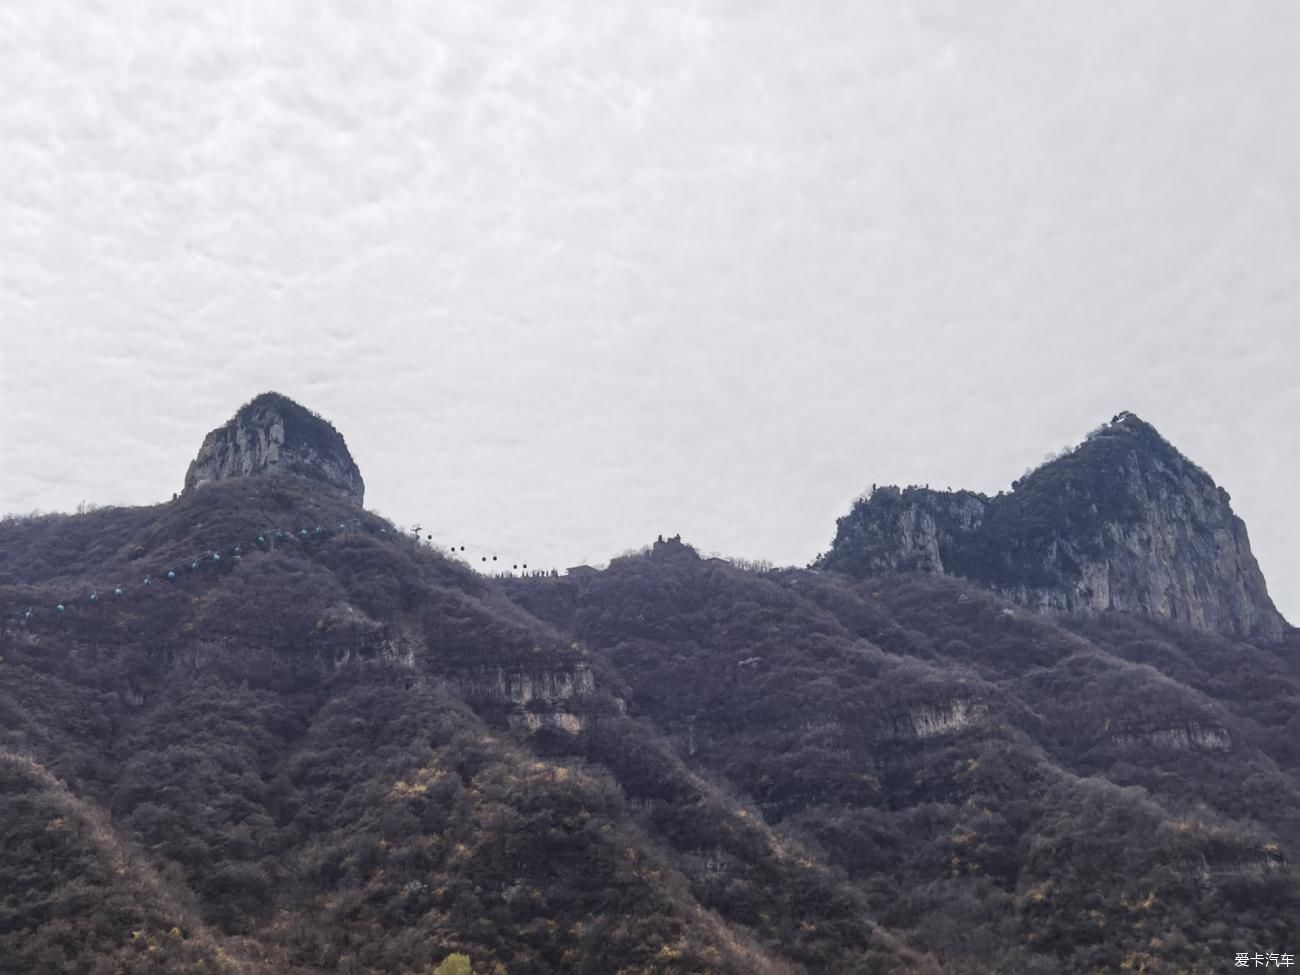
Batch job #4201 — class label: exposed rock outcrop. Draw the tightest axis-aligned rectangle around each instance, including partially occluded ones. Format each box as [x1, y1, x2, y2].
[447, 662, 597, 732]
[1184, 845, 1288, 883]
[1108, 720, 1232, 752]
[184, 392, 364, 505]
[821, 413, 1288, 641]
[879, 699, 989, 741]
[313, 608, 414, 670]
[823, 487, 987, 575]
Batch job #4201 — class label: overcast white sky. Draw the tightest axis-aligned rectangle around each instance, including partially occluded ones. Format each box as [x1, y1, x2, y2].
[1, 1, 1297, 619]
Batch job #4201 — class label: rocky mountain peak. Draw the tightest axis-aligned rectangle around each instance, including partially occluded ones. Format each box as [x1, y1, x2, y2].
[820, 414, 1288, 641]
[183, 392, 365, 504]
[1053, 410, 1215, 490]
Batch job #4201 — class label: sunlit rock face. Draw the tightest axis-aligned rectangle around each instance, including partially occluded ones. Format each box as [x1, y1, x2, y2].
[447, 663, 597, 733]
[822, 413, 1288, 642]
[183, 392, 365, 505]
[879, 699, 989, 741]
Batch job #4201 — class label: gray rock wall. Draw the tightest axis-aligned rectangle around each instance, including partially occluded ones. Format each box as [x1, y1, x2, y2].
[822, 415, 1287, 641]
[184, 393, 365, 504]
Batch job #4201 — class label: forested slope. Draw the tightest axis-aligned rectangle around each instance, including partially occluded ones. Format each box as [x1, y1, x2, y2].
[0, 484, 932, 974]
[506, 538, 1299, 973]
[3, 396, 1295, 974]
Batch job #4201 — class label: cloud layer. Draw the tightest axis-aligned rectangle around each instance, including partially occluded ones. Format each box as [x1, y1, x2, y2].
[2, 1, 1297, 617]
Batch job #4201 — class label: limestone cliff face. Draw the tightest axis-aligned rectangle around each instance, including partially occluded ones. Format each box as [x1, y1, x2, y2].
[821, 413, 1288, 642]
[881, 699, 989, 741]
[1108, 720, 1231, 752]
[184, 392, 364, 504]
[822, 486, 988, 575]
[447, 662, 598, 732]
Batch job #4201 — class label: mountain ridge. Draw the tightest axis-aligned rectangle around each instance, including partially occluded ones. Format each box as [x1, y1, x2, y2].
[2, 394, 1296, 974]
[819, 411, 1289, 642]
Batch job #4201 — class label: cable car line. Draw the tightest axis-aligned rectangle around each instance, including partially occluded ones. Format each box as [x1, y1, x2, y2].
[5, 512, 559, 628]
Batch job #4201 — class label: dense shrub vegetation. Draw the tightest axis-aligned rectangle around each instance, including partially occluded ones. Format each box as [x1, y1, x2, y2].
[509, 541, 1299, 973]
[2, 480, 1296, 973]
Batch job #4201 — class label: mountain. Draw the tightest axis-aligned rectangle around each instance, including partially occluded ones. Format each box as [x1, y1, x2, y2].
[184, 392, 365, 505]
[818, 412, 1289, 642]
[1, 395, 1296, 975]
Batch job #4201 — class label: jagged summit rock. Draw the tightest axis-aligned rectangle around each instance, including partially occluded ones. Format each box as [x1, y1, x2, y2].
[183, 392, 365, 505]
[819, 412, 1288, 641]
